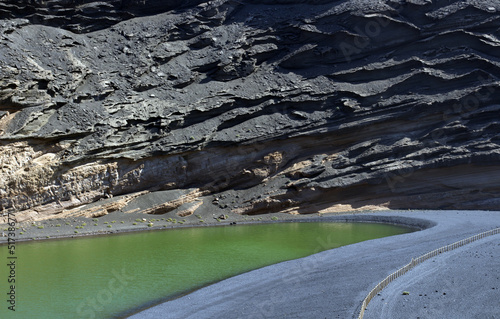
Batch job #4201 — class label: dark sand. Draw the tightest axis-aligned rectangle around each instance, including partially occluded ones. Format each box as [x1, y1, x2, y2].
[125, 210, 500, 319]
[364, 234, 500, 319]
[2, 210, 499, 319]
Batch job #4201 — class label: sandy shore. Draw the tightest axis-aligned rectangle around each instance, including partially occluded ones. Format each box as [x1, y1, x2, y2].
[364, 234, 500, 319]
[2, 210, 499, 318]
[125, 210, 500, 319]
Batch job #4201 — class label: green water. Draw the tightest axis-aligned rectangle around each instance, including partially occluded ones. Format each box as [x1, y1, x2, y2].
[0, 222, 413, 319]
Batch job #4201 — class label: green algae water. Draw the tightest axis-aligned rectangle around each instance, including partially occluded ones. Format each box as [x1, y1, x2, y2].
[0, 222, 413, 319]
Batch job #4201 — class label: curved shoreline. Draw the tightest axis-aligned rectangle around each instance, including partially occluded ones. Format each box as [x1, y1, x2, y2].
[1, 210, 329, 245]
[0, 210, 431, 245]
[118, 214, 428, 318]
[128, 210, 500, 319]
[2, 210, 498, 318]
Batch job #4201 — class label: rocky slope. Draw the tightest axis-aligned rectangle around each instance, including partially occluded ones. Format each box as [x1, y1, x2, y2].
[1, 0, 500, 223]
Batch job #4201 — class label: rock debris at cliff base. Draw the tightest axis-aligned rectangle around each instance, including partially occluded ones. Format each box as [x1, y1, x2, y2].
[1, 0, 500, 223]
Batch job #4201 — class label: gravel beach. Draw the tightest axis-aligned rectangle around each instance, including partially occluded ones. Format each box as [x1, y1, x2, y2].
[364, 235, 500, 319]
[2, 210, 499, 318]
[126, 210, 500, 319]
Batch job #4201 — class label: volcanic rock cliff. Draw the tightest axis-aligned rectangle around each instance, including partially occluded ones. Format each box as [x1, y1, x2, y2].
[1, 0, 500, 222]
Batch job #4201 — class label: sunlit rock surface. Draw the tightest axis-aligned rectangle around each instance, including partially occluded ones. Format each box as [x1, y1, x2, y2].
[1, 0, 500, 222]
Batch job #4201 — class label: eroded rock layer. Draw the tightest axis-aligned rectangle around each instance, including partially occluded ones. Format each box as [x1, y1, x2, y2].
[1, 0, 500, 222]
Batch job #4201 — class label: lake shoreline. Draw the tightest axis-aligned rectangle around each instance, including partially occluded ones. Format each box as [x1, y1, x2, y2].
[3, 209, 498, 318]
[0, 209, 429, 244]
[128, 210, 500, 319]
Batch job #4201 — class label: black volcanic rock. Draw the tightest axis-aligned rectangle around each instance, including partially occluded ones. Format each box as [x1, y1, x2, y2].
[0, 0, 209, 33]
[1, 0, 500, 222]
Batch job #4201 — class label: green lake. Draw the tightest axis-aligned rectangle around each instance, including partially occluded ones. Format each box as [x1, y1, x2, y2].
[0, 222, 414, 319]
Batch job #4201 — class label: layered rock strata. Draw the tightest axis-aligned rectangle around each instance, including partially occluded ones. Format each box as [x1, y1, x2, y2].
[1, 0, 500, 222]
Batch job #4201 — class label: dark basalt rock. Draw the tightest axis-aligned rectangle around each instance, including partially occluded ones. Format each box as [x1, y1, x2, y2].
[1, 0, 500, 222]
[0, 0, 208, 33]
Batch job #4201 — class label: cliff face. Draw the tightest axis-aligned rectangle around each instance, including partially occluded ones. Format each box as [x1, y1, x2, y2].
[1, 0, 500, 222]
[0, 0, 208, 33]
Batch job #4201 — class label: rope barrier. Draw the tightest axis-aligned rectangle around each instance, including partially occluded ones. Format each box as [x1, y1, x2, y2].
[358, 227, 500, 319]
